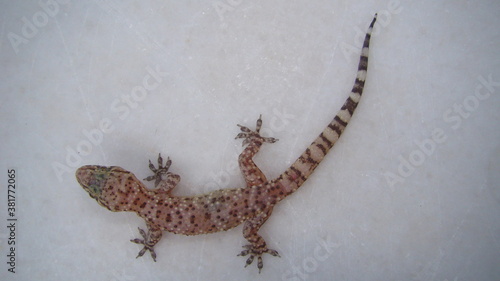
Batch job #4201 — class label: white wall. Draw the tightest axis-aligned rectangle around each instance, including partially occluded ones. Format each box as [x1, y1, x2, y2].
[1, 0, 499, 280]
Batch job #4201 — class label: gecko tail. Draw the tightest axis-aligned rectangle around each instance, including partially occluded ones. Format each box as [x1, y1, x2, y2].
[273, 14, 377, 197]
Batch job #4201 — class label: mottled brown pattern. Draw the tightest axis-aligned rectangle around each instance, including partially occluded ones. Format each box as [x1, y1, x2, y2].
[76, 14, 378, 273]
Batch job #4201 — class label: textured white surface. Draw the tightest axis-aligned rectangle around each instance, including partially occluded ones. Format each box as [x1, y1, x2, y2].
[1, 0, 499, 280]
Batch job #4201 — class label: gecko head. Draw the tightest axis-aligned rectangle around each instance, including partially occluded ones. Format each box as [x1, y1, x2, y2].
[76, 165, 141, 212]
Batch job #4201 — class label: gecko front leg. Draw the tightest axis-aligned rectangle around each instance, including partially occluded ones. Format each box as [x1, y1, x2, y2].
[238, 206, 280, 273]
[144, 153, 180, 194]
[235, 115, 278, 187]
[130, 224, 163, 262]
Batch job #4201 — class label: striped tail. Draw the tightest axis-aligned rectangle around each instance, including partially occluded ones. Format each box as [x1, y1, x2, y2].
[274, 14, 377, 197]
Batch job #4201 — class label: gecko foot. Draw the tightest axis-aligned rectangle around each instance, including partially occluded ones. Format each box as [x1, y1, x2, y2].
[235, 114, 278, 147]
[237, 244, 280, 273]
[130, 227, 158, 262]
[144, 153, 172, 187]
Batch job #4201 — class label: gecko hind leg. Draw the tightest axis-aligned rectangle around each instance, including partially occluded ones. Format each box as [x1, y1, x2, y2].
[237, 207, 280, 273]
[235, 115, 278, 186]
[235, 114, 278, 147]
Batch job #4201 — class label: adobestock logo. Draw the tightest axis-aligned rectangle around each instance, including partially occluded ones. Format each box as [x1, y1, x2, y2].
[384, 74, 499, 188]
[7, 0, 70, 54]
[213, 0, 247, 22]
[52, 65, 169, 182]
[341, 0, 403, 63]
[281, 235, 340, 281]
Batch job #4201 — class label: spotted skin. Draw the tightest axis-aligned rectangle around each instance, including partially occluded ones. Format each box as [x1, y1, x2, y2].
[75, 14, 377, 273]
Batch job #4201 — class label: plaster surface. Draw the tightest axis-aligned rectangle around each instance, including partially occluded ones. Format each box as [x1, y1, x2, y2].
[1, 1, 499, 280]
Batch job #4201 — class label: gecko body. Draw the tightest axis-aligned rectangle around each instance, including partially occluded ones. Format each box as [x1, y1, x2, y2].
[76, 14, 377, 272]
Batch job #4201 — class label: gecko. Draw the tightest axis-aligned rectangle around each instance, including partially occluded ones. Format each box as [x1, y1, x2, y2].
[76, 14, 377, 273]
